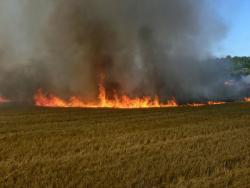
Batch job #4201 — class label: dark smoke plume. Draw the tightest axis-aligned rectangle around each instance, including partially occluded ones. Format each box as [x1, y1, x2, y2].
[0, 0, 244, 104]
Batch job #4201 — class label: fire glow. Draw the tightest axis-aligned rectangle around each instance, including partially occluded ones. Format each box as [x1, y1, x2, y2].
[34, 90, 231, 109]
[0, 96, 9, 103]
[34, 78, 230, 109]
[34, 80, 178, 109]
[187, 101, 225, 107]
[244, 98, 250, 102]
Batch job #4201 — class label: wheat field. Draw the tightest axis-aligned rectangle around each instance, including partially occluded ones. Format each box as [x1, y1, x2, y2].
[0, 103, 250, 187]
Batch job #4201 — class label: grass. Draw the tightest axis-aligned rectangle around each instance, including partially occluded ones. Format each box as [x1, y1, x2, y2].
[0, 103, 250, 187]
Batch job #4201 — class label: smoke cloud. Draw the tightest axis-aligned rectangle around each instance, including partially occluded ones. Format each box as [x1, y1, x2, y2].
[0, 0, 244, 104]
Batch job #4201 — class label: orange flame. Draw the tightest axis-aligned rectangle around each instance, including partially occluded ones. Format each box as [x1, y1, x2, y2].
[188, 101, 225, 107]
[208, 101, 225, 105]
[0, 96, 10, 103]
[244, 97, 250, 102]
[34, 81, 178, 109]
[188, 103, 206, 107]
[33, 76, 233, 109]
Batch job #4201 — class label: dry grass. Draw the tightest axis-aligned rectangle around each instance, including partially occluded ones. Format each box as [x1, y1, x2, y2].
[0, 103, 250, 187]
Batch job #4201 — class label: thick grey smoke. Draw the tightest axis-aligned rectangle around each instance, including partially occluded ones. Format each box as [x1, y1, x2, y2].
[0, 0, 244, 104]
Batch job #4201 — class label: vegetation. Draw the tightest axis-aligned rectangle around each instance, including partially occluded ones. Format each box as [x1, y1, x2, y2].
[222, 56, 250, 76]
[0, 103, 250, 187]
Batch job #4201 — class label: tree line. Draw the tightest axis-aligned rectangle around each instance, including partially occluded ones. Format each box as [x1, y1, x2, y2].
[219, 56, 250, 76]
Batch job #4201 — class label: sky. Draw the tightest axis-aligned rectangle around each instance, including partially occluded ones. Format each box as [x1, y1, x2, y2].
[213, 0, 250, 57]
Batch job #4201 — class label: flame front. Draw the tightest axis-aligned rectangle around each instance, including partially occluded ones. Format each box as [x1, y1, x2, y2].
[33, 76, 241, 109]
[0, 96, 10, 103]
[34, 81, 178, 109]
[188, 101, 225, 107]
[244, 97, 250, 102]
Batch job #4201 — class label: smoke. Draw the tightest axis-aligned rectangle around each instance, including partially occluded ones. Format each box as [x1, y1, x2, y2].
[242, 75, 250, 84]
[0, 0, 245, 104]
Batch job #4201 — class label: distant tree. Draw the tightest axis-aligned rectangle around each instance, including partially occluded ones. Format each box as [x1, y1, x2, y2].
[218, 56, 250, 76]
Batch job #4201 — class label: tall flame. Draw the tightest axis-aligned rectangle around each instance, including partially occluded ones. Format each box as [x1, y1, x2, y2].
[33, 76, 240, 109]
[34, 79, 178, 109]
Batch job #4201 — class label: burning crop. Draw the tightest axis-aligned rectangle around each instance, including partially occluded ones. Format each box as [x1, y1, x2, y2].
[33, 76, 231, 109]
[34, 76, 230, 109]
[34, 78, 178, 109]
[0, 0, 249, 108]
[244, 98, 250, 102]
[187, 101, 225, 107]
[0, 96, 10, 104]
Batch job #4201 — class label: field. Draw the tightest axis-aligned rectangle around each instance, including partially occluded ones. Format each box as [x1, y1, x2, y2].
[0, 103, 250, 187]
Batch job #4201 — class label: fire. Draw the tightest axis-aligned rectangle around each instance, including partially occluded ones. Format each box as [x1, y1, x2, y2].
[34, 85, 229, 109]
[188, 103, 206, 107]
[207, 101, 225, 105]
[188, 101, 225, 107]
[34, 81, 178, 109]
[33, 76, 232, 109]
[244, 97, 250, 102]
[0, 96, 10, 103]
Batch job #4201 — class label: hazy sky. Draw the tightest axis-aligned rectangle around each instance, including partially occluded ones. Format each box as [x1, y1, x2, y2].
[213, 0, 250, 56]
